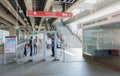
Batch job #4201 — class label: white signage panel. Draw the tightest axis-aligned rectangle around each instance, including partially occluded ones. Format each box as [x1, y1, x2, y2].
[4, 36, 17, 53]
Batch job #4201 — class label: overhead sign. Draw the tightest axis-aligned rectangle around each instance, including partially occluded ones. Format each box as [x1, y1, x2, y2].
[83, 17, 108, 26]
[4, 36, 17, 53]
[82, 10, 120, 29]
[27, 10, 73, 18]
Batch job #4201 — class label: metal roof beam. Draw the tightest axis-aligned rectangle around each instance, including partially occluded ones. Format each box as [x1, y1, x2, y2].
[0, 0, 27, 27]
[38, 0, 54, 30]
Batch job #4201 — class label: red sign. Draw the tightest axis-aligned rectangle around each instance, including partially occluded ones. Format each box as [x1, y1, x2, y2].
[27, 10, 73, 18]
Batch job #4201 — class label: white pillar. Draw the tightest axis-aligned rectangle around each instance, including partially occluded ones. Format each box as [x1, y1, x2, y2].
[43, 31, 47, 61]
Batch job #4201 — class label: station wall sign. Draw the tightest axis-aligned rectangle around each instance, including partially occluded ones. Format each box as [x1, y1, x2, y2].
[82, 10, 120, 29]
[27, 10, 73, 18]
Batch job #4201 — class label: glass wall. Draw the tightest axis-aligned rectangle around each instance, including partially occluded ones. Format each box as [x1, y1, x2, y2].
[83, 28, 120, 56]
[0, 29, 9, 45]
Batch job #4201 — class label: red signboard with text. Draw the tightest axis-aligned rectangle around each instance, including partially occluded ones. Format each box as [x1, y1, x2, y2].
[27, 10, 73, 18]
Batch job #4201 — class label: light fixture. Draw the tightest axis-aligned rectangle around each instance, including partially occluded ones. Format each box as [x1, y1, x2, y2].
[19, 10, 23, 13]
[46, 18, 48, 21]
[27, 22, 29, 25]
[24, 18, 27, 21]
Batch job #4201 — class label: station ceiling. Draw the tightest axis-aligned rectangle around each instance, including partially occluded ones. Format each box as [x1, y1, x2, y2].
[0, 0, 102, 32]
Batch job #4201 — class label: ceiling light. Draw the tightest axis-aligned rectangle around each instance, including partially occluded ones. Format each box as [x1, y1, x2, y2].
[46, 18, 48, 21]
[24, 18, 27, 21]
[19, 10, 23, 13]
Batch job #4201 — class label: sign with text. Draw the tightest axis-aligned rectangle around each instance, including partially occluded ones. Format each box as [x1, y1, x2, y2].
[27, 10, 73, 18]
[82, 10, 120, 29]
[4, 36, 17, 53]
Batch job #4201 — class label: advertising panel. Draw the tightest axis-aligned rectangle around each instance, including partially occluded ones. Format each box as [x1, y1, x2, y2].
[4, 36, 17, 53]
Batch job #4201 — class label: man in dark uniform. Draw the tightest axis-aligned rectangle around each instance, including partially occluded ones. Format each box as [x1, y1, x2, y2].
[29, 36, 33, 61]
[51, 38, 55, 57]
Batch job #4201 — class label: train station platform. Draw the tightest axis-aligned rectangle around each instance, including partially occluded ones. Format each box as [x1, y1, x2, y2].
[0, 25, 120, 76]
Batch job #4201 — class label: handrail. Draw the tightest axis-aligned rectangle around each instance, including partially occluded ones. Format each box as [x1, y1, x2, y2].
[17, 39, 29, 45]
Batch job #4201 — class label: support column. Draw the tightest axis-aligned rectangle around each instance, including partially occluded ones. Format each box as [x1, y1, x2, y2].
[15, 27, 20, 41]
[43, 31, 47, 61]
[22, 32, 26, 39]
[9, 28, 15, 36]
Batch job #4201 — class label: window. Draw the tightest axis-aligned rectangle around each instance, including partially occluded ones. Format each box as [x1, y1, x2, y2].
[0, 30, 9, 45]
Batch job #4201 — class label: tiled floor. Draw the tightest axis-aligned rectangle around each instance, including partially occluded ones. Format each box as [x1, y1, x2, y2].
[0, 25, 120, 76]
[0, 55, 120, 76]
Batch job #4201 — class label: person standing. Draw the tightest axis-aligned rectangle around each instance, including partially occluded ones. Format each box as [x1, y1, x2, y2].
[29, 36, 33, 61]
[23, 44, 28, 56]
[51, 38, 55, 57]
[33, 36, 38, 54]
